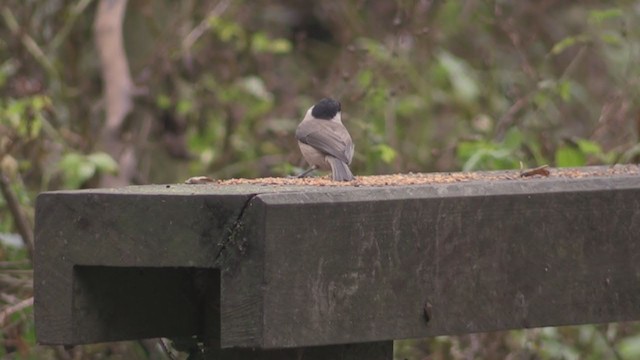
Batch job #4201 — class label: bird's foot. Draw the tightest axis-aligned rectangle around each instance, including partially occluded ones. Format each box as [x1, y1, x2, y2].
[295, 167, 317, 178]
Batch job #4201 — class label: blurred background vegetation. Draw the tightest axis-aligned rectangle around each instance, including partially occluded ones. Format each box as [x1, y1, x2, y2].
[1, 0, 640, 359]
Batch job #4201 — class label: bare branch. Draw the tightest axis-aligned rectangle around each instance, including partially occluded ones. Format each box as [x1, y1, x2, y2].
[0, 7, 58, 78]
[0, 174, 34, 263]
[0, 297, 33, 326]
[182, 0, 231, 51]
[50, 0, 96, 52]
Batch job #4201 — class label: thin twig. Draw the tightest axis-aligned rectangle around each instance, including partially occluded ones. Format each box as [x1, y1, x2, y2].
[0, 173, 34, 263]
[0, 260, 30, 268]
[495, 93, 532, 138]
[0, 274, 33, 289]
[595, 325, 624, 360]
[49, 0, 96, 52]
[0, 297, 34, 326]
[558, 45, 588, 80]
[182, 0, 231, 51]
[0, 269, 33, 275]
[0, 7, 58, 79]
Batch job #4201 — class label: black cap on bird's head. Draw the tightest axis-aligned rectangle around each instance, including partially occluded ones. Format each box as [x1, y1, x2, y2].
[311, 98, 341, 120]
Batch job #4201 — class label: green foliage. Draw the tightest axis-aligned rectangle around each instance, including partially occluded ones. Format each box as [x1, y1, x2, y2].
[58, 152, 118, 189]
[373, 143, 397, 164]
[457, 129, 525, 171]
[395, 324, 640, 360]
[618, 334, 640, 358]
[251, 32, 292, 54]
[207, 15, 292, 55]
[208, 16, 246, 48]
[2, 0, 640, 358]
[588, 8, 624, 25]
[436, 50, 480, 103]
[0, 95, 50, 139]
[550, 35, 591, 55]
[555, 139, 616, 167]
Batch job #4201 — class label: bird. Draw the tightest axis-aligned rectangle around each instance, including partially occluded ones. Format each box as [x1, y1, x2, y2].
[295, 98, 355, 181]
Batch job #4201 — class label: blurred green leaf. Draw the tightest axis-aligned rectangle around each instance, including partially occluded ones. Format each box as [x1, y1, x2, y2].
[588, 8, 623, 25]
[357, 69, 373, 88]
[251, 32, 292, 54]
[209, 16, 246, 49]
[396, 95, 426, 118]
[176, 99, 193, 116]
[59, 153, 95, 189]
[437, 51, 479, 102]
[457, 128, 525, 171]
[0, 96, 49, 139]
[503, 128, 524, 150]
[555, 146, 586, 167]
[238, 76, 273, 102]
[599, 32, 623, 46]
[356, 37, 392, 62]
[557, 80, 572, 102]
[374, 144, 397, 164]
[87, 152, 118, 173]
[576, 139, 602, 155]
[156, 94, 172, 110]
[270, 39, 291, 53]
[251, 32, 270, 52]
[618, 334, 640, 359]
[457, 140, 520, 171]
[59, 152, 118, 189]
[550, 34, 589, 55]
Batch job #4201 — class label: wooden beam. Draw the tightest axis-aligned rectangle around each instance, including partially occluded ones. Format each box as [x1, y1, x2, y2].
[34, 167, 640, 351]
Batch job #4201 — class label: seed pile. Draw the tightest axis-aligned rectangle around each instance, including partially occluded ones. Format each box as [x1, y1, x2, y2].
[213, 165, 639, 187]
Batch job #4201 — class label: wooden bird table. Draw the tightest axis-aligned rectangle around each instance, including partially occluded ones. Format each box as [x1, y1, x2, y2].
[34, 165, 640, 359]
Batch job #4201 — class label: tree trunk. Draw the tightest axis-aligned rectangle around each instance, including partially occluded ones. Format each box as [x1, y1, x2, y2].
[94, 0, 136, 187]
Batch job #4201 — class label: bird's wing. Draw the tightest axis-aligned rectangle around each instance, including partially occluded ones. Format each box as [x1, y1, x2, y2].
[295, 121, 353, 164]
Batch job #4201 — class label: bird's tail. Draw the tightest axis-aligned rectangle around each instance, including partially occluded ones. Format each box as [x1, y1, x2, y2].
[327, 157, 354, 181]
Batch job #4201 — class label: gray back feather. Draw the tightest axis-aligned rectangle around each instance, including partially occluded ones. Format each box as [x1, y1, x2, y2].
[295, 120, 354, 165]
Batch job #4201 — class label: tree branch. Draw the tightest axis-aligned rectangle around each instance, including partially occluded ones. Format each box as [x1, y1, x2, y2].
[0, 174, 34, 263]
[94, 0, 137, 187]
[94, 0, 133, 133]
[0, 7, 58, 79]
[0, 297, 33, 326]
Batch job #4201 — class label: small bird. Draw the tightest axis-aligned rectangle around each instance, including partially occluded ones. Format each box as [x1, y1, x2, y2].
[295, 98, 355, 181]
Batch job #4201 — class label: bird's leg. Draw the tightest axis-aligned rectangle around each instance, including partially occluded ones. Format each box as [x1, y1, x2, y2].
[296, 166, 317, 178]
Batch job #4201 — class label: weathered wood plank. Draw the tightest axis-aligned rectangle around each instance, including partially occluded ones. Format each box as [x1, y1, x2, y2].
[257, 176, 640, 347]
[219, 194, 265, 348]
[34, 167, 640, 351]
[34, 190, 255, 344]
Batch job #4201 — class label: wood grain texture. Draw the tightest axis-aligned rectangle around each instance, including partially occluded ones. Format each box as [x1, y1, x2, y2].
[34, 170, 640, 351]
[257, 176, 640, 347]
[219, 195, 266, 348]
